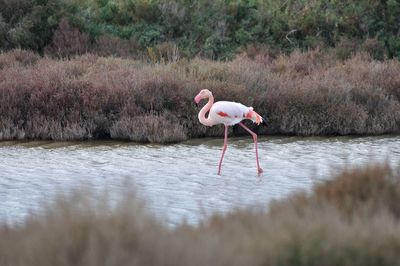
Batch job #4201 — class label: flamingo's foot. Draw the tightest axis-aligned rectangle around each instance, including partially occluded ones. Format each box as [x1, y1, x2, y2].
[257, 167, 264, 175]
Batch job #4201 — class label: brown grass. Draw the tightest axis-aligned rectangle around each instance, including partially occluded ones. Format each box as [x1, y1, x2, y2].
[44, 18, 90, 58]
[0, 49, 400, 142]
[1, 164, 400, 266]
[110, 112, 187, 143]
[0, 49, 40, 69]
[91, 35, 142, 60]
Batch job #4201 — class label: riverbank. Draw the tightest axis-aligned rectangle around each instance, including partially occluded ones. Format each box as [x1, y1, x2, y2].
[1, 49, 400, 143]
[1, 164, 399, 265]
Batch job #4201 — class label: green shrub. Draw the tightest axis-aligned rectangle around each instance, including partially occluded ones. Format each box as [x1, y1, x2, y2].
[1, 0, 400, 59]
[0, 0, 62, 52]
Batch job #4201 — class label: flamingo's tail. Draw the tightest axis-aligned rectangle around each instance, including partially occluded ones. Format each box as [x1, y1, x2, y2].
[246, 107, 263, 125]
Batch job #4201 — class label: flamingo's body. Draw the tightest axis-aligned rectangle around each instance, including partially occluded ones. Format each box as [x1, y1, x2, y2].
[208, 101, 254, 125]
[194, 89, 263, 175]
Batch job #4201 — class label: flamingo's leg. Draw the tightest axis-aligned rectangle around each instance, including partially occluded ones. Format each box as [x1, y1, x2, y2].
[238, 122, 263, 174]
[218, 125, 229, 175]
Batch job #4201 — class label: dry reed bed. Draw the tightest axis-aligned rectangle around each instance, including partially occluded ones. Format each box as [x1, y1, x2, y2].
[1, 49, 400, 142]
[1, 164, 400, 266]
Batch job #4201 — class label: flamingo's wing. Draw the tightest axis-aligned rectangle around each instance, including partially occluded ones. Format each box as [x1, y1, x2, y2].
[210, 101, 250, 125]
[213, 101, 250, 117]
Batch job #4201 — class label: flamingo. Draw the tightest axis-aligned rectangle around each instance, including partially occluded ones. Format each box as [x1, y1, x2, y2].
[194, 89, 264, 175]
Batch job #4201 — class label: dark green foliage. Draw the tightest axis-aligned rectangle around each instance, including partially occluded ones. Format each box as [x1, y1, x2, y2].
[1, 0, 400, 59]
[0, 0, 62, 52]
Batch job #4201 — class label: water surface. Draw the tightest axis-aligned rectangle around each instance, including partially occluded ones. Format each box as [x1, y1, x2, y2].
[0, 136, 399, 225]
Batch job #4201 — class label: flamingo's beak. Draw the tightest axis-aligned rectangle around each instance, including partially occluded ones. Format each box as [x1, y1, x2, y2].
[194, 94, 201, 107]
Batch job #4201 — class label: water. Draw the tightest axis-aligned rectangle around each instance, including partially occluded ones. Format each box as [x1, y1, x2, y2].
[0, 136, 399, 225]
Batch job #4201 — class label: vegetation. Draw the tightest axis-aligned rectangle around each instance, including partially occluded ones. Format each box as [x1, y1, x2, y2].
[0, 48, 399, 142]
[1, 0, 399, 142]
[1, 0, 400, 60]
[0, 164, 399, 265]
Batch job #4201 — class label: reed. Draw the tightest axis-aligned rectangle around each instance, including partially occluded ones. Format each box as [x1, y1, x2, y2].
[1, 49, 399, 142]
[1, 164, 400, 266]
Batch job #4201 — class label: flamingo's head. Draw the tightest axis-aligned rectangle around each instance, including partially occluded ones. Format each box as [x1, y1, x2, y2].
[194, 89, 212, 105]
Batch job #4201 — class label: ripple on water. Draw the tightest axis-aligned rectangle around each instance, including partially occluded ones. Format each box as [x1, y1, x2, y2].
[0, 136, 400, 225]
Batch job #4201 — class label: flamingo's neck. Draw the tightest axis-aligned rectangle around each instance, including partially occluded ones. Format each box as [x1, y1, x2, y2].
[199, 95, 215, 127]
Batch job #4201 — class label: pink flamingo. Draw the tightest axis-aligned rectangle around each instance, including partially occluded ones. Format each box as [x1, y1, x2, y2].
[194, 89, 264, 175]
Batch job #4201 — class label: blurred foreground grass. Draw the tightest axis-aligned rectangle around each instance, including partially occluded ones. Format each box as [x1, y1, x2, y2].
[1, 164, 400, 265]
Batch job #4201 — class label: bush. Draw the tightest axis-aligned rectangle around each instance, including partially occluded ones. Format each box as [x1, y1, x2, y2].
[1, 49, 400, 142]
[0, 49, 39, 69]
[110, 113, 187, 143]
[45, 17, 90, 58]
[313, 165, 400, 218]
[2, 0, 400, 60]
[91, 35, 142, 59]
[0, 0, 62, 52]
